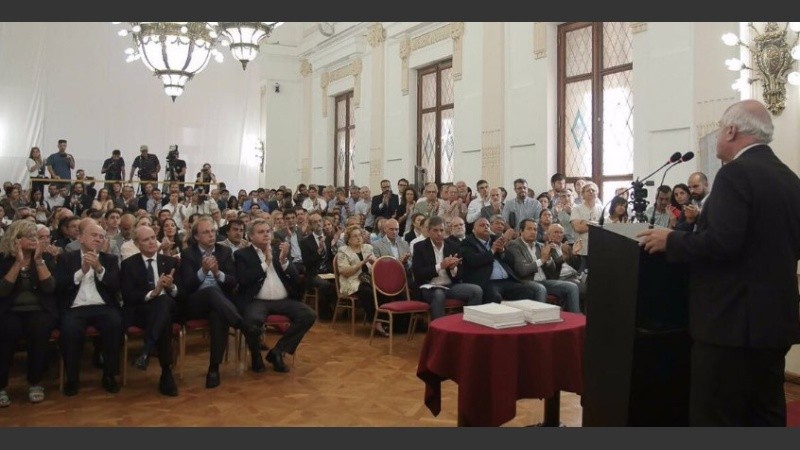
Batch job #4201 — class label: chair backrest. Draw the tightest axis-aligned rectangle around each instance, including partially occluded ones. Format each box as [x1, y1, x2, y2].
[371, 256, 409, 299]
[332, 255, 344, 297]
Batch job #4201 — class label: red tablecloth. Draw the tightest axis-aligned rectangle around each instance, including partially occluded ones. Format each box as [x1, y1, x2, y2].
[416, 312, 586, 426]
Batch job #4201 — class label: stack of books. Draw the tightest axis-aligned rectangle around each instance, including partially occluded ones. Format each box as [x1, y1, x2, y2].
[463, 303, 527, 329]
[501, 299, 562, 324]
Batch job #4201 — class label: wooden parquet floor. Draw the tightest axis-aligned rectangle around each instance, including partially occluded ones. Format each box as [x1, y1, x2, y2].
[0, 318, 797, 427]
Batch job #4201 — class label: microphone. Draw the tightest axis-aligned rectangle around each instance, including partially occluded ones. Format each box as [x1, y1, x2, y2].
[649, 151, 695, 228]
[598, 151, 681, 226]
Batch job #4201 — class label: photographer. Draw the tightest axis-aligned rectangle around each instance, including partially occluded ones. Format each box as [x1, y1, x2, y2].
[164, 146, 187, 190]
[101, 149, 126, 191]
[129, 145, 161, 194]
[195, 163, 217, 195]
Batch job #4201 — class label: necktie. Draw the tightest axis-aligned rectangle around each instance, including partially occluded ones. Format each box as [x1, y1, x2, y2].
[146, 258, 155, 289]
[318, 235, 325, 255]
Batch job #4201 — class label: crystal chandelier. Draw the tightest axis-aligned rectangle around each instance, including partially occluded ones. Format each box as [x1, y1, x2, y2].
[117, 22, 283, 101]
[722, 22, 800, 115]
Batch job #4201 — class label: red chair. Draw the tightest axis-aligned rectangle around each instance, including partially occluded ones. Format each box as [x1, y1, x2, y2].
[122, 324, 182, 386]
[235, 314, 296, 370]
[444, 298, 465, 315]
[370, 256, 431, 354]
[178, 319, 234, 380]
[52, 326, 124, 392]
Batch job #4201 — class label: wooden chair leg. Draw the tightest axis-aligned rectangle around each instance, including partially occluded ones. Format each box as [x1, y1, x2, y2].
[388, 313, 394, 355]
[178, 328, 186, 380]
[350, 303, 356, 336]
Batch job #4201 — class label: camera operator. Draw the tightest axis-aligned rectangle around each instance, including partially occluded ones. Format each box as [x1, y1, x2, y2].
[195, 163, 217, 195]
[129, 145, 161, 195]
[164, 145, 187, 190]
[101, 149, 126, 191]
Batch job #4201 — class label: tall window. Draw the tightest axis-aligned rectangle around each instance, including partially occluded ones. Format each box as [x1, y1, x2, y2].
[334, 91, 356, 187]
[417, 59, 455, 185]
[557, 22, 633, 200]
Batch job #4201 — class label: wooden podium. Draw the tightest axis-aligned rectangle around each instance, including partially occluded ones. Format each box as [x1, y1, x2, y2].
[581, 223, 691, 426]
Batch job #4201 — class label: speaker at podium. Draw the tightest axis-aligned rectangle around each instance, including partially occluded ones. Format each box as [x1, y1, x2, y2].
[581, 222, 691, 426]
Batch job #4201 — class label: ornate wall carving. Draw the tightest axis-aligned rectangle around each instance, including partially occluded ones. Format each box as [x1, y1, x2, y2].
[321, 58, 363, 116]
[481, 129, 503, 186]
[299, 59, 313, 77]
[401, 22, 465, 95]
[630, 22, 648, 34]
[367, 23, 386, 48]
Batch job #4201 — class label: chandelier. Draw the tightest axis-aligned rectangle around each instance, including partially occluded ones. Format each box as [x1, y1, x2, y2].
[722, 22, 800, 115]
[117, 22, 283, 101]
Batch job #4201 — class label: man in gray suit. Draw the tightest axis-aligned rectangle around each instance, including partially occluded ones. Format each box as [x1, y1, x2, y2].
[506, 219, 580, 313]
[372, 218, 411, 269]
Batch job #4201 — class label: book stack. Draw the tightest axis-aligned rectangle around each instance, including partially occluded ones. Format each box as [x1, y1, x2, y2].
[463, 303, 527, 329]
[501, 299, 563, 324]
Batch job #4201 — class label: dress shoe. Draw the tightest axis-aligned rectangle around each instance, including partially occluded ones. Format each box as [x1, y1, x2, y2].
[265, 349, 289, 373]
[63, 381, 79, 397]
[205, 370, 221, 389]
[251, 356, 267, 373]
[102, 376, 120, 394]
[134, 353, 150, 371]
[158, 373, 179, 397]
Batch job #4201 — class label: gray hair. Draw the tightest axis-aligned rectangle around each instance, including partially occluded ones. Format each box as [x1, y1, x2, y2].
[720, 100, 773, 144]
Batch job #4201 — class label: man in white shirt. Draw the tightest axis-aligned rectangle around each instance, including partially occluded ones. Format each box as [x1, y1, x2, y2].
[236, 219, 316, 374]
[301, 185, 327, 215]
[412, 216, 482, 319]
[466, 179, 491, 227]
[56, 218, 122, 396]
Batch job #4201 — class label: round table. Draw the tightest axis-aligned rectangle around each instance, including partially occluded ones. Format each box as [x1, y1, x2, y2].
[416, 311, 586, 426]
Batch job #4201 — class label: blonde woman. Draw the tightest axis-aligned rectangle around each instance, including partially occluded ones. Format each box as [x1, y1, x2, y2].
[0, 221, 57, 406]
[335, 225, 387, 336]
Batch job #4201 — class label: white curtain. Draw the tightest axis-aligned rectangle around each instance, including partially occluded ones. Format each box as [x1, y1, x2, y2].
[0, 22, 262, 194]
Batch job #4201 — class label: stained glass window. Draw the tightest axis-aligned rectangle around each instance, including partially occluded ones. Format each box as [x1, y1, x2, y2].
[417, 60, 454, 186]
[334, 91, 355, 187]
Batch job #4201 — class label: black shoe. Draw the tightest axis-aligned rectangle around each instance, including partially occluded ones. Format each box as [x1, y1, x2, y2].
[205, 370, 220, 389]
[92, 351, 104, 369]
[63, 381, 79, 397]
[265, 349, 289, 373]
[134, 353, 150, 371]
[102, 376, 120, 394]
[251, 357, 267, 373]
[158, 373, 179, 397]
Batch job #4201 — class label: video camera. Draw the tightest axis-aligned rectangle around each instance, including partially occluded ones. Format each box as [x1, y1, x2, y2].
[630, 179, 654, 223]
[166, 145, 179, 165]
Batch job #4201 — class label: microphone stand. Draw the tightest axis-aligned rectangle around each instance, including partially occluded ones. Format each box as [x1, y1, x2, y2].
[649, 152, 694, 228]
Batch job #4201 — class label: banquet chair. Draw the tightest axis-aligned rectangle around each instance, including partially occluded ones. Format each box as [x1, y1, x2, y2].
[370, 256, 431, 354]
[178, 319, 235, 380]
[330, 257, 363, 335]
[122, 323, 182, 386]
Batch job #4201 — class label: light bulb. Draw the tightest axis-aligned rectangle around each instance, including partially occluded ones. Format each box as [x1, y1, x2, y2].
[790, 22, 800, 32]
[792, 45, 800, 60]
[788, 72, 800, 86]
[725, 58, 744, 71]
[721, 33, 740, 46]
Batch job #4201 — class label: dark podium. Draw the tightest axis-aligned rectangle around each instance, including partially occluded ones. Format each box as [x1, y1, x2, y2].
[582, 223, 691, 426]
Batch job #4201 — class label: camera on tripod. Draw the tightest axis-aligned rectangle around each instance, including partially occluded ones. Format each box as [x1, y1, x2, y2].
[166, 145, 179, 165]
[630, 179, 654, 223]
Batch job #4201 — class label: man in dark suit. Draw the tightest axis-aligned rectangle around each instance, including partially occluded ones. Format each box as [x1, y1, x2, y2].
[412, 216, 482, 320]
[236, 218, 316, 374]
[179, 215, 244, 389]
[370, 179, 399, 221]
[56, 218, 123, 396]
[639, 99, 800, 426]
[299, 212, 336, 320]
[460, 217, 546, 304]
[121, 225, 179, 396]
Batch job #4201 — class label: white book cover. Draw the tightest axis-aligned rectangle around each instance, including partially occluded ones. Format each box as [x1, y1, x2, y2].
[463, 314, 527, 329]
[501, 300, 561, 324]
